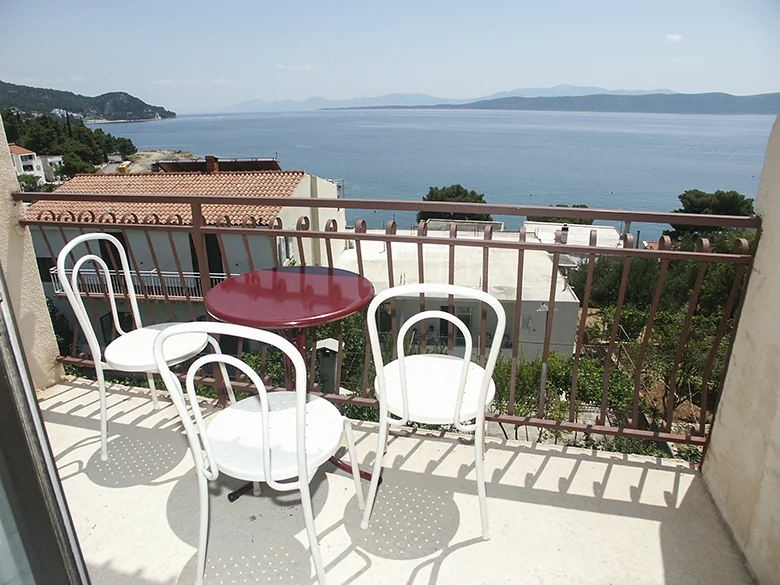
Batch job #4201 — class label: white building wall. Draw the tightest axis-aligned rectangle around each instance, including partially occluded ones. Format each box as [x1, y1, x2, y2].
[703, 115, 780, 585]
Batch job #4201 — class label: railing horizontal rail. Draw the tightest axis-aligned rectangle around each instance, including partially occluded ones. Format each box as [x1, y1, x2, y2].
[22, 219, 753, 263]
[13, 190, 762, 229]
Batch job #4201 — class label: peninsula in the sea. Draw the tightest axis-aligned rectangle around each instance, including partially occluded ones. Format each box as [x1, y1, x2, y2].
[0, 80, 175, 121]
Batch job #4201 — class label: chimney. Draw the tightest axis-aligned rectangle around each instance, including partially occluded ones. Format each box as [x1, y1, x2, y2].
[205, 155, 219, 173]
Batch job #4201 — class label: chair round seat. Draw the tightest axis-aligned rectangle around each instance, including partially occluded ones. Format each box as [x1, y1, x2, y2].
[104, 323, 208, 373]
[206, 392, 344, 482]
[377, 354, 496, 424]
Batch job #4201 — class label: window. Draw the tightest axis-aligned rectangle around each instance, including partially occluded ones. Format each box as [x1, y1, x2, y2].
[36, 258, 55, 283]
[22, 165, 33, 172]
[522, 316, 532, 330]
[99, 311, 134, 343]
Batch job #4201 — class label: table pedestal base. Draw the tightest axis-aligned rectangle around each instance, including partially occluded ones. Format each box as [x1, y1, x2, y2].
[226, 457, 379, 502]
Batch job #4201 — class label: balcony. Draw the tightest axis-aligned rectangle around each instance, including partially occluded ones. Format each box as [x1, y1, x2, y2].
[51, 267, 228, 301]
[40, 377, 753, 585]
[6, 121, 780, 585]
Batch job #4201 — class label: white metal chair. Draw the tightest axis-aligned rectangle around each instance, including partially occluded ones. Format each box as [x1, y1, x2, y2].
[57, 233, 212, 461]
[361, 283, 506, 539]
[153, 321, 365, 585]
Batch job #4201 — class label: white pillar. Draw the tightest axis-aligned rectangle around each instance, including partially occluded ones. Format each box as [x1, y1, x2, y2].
[0, 116, 62, 388]
[703, 114, 780, 585]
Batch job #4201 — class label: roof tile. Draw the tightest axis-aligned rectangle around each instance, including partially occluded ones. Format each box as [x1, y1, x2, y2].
[25, 170, 306, 225]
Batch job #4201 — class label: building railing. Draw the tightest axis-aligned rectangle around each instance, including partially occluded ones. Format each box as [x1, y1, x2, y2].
[50, 267, 228, 300]
[14, 190, 762, 448]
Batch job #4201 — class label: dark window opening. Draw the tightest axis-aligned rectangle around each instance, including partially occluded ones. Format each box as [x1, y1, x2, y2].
[189, 234, 224, 275]
[98, 232, 127, 268]
[36, 257, 55, 283]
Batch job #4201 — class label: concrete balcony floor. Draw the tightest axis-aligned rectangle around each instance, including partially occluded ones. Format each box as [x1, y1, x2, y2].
[39, 379, 754, 585]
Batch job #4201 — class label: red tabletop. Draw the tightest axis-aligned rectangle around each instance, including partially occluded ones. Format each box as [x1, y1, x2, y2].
[204, 266, 375, 329]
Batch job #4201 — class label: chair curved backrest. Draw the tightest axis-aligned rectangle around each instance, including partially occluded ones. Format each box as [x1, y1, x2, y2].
[152, 322, 310, 491]
[367, 283, 506, 431]
[56, 233, 142, 363]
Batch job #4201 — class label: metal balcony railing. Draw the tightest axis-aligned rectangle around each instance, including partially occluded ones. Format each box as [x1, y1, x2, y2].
[14, 190, 762, 448]
[50, 267, 228, 301]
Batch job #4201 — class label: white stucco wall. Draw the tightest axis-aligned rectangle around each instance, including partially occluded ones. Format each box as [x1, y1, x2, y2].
[0, 119, 61, 388]
[703, 114, 780, 585]
[280, 174, 346, 266]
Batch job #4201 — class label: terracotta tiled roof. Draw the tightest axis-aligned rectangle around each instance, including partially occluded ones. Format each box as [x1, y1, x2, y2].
[25, 171, 305, 225]
[8, 143, 35, 155]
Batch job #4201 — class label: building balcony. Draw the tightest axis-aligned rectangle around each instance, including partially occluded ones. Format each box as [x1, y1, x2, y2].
[40, 377, 753, 585]
[51, 267, 228, 301]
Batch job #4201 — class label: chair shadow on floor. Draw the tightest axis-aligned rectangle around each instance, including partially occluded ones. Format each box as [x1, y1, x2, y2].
[168, 468, 331, 585]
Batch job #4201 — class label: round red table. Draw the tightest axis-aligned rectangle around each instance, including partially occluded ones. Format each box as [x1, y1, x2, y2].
[204, 266, 376, 493]
[205, 266, 375, 330]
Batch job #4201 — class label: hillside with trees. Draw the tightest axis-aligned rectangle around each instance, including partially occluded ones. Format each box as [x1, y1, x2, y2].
[3, 109, 137, 178]
[0, 80, 175, 121]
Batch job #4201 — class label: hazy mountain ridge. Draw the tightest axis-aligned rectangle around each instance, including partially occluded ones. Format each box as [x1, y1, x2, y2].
[225, 85, 675, 112]
[0, 80, 175, 121]
[445, 92, 780, 115]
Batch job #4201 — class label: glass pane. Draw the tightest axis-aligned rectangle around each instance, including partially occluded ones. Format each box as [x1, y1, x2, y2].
[0, 453, 34, 585]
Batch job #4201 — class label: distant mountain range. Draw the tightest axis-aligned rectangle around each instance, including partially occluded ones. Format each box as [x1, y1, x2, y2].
[225, 85, 677, 113]
[423, 92, 780, 115]
[0, 80, 176, 121]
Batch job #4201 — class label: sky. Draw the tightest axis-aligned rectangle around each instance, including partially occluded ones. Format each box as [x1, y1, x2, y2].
[1, 0, 779, 113]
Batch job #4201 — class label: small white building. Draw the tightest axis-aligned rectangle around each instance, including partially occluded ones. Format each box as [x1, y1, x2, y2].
[336, 229, 581, 360]
[8, 143, 46, 185]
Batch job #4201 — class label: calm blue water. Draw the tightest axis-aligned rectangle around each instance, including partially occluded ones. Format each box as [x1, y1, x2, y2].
[92, 110, 775, 240]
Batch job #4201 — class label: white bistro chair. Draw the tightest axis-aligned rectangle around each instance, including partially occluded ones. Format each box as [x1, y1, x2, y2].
[153, 321, 365, 585]
[361, 283, 506, 539]
[57, 233, 213, 461]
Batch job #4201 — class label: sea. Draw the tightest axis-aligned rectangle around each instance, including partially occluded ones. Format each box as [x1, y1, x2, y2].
[91, 109, 776, 241]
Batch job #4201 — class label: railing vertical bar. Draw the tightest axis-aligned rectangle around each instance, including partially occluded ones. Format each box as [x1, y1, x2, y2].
[569, 230, 598, 422]
[166, 231, 196, 319]
[241, 226, 256, 272]
[480, 225, 493, 364]
[699, 238, 749, 435]
[538, 230, 562, 418]
[71, 228, 116, 341]
[335, 320, 343, 393]
[417, 221, 427, 353]
[119, 227, 155, 322]
[447, 224, 457, 355]
[143, 230, 176, 321]
[295, 216, 309, 267]
[665, 238, 710, 433]
[600, 234, 635, 425]
[216, 232, 232, 278]
[699, 253, 747, 436]
[324, 219, 338, 268]
[631, 236, 672, 428]
[508, 228, 526, 417]
[38, 226, 76, 355]
[385, 221, 398, 360]
[353, 221, 371, 396]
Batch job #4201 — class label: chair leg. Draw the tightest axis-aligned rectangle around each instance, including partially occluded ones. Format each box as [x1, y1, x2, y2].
[475, 420, 490, 541]
[252, 481, 262, 496]
[299, 475, 328, 585]
[146, 372, 159, 410]
[195, 473, 210, 585]
[96, 365, 109, 461]
[360, 421, 389, 530]
[343, 418, 365, 511]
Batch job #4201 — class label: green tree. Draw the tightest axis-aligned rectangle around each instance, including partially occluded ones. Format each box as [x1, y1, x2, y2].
[16, 173, 41, 192]
[669, 189, 754, 237]
[416, 184, 493, 223]
[527, 203, 594, 224]
[56, 152, 96, 178]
